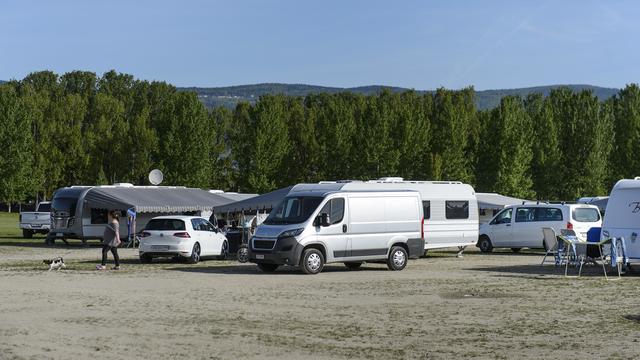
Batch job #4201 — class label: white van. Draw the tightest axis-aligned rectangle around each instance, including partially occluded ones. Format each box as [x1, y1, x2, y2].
[249, 188, 424, 274]
[601, 178, 640, 265]
[478, 203, 602, 252]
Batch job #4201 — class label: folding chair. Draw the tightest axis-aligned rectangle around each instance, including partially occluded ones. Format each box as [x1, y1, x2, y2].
[541, 227, 561, 265]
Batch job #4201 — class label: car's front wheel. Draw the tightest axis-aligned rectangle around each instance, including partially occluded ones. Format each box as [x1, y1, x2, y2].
[217, 240, 229, 260]
[478, 236, 493, 253]
[188, 243, 201, 264]
[301, 248, 324, 274]
[387, 246, 408, 271]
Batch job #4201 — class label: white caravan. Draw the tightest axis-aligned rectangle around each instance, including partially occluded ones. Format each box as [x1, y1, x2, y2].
[249, 187, 424, 274]
[601, 178, 640, 265]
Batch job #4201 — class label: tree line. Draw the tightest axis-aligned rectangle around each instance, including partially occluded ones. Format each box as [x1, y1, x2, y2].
[1, 70, 639, 206]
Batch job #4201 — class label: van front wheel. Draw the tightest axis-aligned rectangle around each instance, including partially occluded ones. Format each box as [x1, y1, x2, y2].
[301, 248, 324, 274]
[478, 236, 493, 253]
[387, 246, 408, 271]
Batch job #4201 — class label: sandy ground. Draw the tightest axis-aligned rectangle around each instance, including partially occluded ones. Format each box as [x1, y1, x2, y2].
[1, 240, 639, 360]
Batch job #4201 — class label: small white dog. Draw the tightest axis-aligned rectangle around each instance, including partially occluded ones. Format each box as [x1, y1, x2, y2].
[43, 257, 66, 271]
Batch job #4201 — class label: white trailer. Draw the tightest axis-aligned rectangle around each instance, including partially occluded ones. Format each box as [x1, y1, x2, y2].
[601, 178, 640, 265]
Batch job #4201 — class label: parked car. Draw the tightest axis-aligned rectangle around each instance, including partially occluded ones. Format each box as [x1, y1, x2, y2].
[601, 178, 640, 265]
[138, 216, 229, 263]
[249, 187, 425, 274]
[19, 202, 51, 238]
[477, 203, 602, 253]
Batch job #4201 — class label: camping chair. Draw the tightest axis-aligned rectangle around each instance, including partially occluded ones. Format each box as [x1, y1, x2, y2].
[541, 227, 561, 265]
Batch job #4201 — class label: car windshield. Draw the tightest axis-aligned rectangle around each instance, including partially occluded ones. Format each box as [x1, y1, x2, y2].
[51, 197, 78, 214]
[573, 208, 600, 222]
[145, 219, 186, 231]
[263, 196, 324, 225]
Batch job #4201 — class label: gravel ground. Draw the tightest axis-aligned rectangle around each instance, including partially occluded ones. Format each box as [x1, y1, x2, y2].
[1, 240, 639, 360]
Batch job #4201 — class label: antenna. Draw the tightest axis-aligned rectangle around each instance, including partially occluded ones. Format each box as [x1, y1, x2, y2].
[148, 169, 164, 185]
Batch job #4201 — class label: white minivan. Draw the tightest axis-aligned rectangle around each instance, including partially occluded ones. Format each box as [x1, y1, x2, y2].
[601, 178, 640, 265]
[478, 203, 602, 253]
[249, 188, 424, 274]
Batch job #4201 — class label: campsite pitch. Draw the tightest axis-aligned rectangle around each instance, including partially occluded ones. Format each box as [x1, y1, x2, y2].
[0, 216, 639, 359]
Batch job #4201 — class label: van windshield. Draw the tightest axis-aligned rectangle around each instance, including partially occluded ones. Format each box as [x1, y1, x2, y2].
[573, 208, 600, 222]
[263, 196, 323, 225]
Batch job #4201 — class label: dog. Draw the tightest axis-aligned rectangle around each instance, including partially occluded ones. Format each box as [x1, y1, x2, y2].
[43, 257, 66, 271]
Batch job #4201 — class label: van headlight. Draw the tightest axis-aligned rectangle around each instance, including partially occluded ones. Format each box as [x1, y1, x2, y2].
[279, 228, 304, 238]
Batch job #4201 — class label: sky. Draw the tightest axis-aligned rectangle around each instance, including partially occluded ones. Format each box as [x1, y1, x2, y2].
[1, 0, 639, 90]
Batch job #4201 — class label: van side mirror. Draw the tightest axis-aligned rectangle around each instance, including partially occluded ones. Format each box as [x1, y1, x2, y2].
[315, 213, 330, 227]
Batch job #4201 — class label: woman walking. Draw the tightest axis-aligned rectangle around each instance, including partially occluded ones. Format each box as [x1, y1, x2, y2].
[97, 210, 122, 270]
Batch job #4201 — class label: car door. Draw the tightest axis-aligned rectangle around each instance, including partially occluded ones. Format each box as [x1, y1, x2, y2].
[203, 219, 224, 255]
[315, 197, 348, 261]
[190, 218, 210, 255]
[488, 208, 513, 247]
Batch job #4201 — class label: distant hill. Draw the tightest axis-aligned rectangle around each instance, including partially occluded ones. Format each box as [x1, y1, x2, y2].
[179, 83, 620, 110]
[2, 79, 619, 110]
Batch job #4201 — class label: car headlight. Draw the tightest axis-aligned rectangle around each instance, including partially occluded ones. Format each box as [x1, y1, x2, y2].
[279, 228, 304, 238]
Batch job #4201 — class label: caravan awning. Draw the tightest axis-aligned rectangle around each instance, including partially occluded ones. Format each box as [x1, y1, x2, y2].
[84, 187, 237, 213]
[476, 193, 529, 210]
[213, 186, 293, 213]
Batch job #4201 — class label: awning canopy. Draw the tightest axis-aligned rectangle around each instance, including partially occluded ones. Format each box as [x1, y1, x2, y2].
[84, 186, 238, 213]
[213, 186, 293, 213]
[476, 192, 530, 210]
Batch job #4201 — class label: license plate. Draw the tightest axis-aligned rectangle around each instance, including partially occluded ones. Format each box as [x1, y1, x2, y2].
[256, 254, 264, 259]
[152, 245, 169, 250]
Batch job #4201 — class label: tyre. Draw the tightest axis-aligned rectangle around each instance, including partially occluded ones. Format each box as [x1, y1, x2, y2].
[344, 262, 362, 270]
[22, 229, 33, 239]
[257, 263, 279, 272]
[387, 246, 408, 271]
[237, 246, 249, 263]
[478, 236, 493, 253]
[140, 254, 153, 263]
[188, 243, 201, 264]
[217, 240, 229, 260]
[511, 248, 521, 253]
[300, 248, 324, 275]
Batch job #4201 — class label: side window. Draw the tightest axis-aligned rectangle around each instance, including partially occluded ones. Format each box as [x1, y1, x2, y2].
[318, 198, 345, 225]
[491, 208, 512, 225]
[91, 208, 108, 224]
[515, 207, 537, 222]
[422, 200, 431, 220]
[445, 201, 469, 219]
[191, 219, 203, 231]
[536, 207, 563, 221]
[203, 220, 217, 232]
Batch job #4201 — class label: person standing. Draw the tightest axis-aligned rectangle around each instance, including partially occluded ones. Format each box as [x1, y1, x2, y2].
[97, 210, 122, 270]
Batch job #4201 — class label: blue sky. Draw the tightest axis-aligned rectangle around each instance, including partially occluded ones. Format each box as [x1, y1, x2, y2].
[1, 0, 639, 89]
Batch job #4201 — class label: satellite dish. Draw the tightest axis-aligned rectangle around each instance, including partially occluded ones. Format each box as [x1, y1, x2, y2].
[149, 169, 163, 185]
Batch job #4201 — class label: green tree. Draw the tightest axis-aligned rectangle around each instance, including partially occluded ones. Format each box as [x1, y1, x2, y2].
[610, 84, 640, 186]
[0, 86, 35, 209]
[526, 93, 561, 200]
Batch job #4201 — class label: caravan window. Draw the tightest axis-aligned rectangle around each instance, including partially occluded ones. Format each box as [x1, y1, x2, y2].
[422, 201, 431, 220]
[318, 198, 345, 225]
[91, 209, 108, 224]
[445, 201, 469, 219]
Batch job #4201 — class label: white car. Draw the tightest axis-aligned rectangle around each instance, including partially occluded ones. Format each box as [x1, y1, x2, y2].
[478, 203, 602, 253]
[138, 216, 229, 263]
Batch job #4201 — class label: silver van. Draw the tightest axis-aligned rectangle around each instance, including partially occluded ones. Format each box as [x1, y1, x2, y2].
[249, 188, 425, 274]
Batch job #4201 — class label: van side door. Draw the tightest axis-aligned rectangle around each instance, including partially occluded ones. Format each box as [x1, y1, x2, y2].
[488, 208, 513, 247]
[315, 197, 348, 262]
[513, 207, 539, 247]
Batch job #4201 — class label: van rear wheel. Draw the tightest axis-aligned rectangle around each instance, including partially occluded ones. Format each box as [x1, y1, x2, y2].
[387, 246, 408, 271]
[344, 262, 362, 270]
[301, 248, 324, 274]
[478, 236, 493, 253]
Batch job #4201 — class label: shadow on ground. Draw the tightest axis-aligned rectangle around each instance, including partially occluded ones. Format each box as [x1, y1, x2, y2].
[165, 263, 388, 275]
[466, 263, 627, 278]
